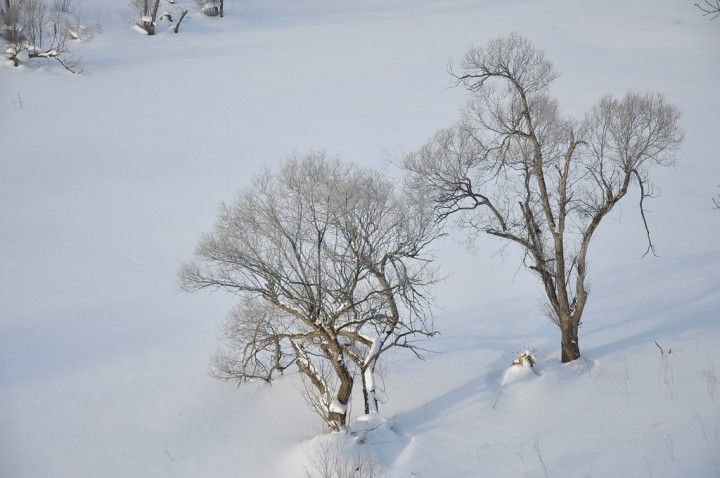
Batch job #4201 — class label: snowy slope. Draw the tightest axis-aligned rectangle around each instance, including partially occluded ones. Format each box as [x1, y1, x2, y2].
[1, 0, 719, 477]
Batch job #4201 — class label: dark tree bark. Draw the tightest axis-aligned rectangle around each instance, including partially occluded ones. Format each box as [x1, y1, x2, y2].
[171, 9, 188, 33]
[138, 0, 160, 35]
[326, 341, 353, 430]
[560, 316, 580, 363]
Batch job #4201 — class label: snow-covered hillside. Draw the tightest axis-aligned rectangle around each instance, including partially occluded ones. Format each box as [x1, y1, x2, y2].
[1, 1, 719, 477]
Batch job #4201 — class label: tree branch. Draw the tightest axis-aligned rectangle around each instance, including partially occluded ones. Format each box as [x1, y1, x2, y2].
[632, 169, 658, 258]
[695, 0, 720, 19]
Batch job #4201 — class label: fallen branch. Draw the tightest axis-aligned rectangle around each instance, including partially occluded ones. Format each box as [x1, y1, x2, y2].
[171, 9, 188, 33]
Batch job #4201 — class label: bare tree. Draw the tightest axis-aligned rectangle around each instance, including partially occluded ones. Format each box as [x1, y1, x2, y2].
[180, 152, 439, 429]
[2, 0, 29, 66]
[713, 187, 720, 210]
[1, 0, 92, 72]
[695, 0, 720, 20]
[403, 34, 683, 363]
[131, 0, 161, 34]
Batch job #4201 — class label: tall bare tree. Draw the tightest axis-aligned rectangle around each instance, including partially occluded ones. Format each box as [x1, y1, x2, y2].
[180, 152, 439, 429]
[403, 33, 683, 363]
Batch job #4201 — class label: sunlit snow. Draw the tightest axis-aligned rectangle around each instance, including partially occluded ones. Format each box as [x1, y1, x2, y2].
[1, 0, 719, 477]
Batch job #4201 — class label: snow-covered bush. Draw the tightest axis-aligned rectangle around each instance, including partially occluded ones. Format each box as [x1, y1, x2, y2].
[194, 0, 223, 17]
[512, 350, 536, 367]
[201, 2, 218, 16]
[303, 432, 388, 478]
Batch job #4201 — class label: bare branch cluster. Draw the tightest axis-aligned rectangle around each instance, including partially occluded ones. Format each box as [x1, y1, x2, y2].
[404, 33, 683, 362]
[303, 436, 388, 478]
[180, 151, 440, 430]
[1, 0, 97, 72]
[695, 0, 720, 20]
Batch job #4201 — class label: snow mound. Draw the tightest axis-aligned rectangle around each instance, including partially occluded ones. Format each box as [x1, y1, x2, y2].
[292, 415, 402, 478]
[348, 413, 399, 445]
[500, 362, 537, 385]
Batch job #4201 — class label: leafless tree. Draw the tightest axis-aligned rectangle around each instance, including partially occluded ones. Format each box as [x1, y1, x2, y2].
[131, 0, 160, 34]
[695, 0, 720, 20]
[713, 188, 720, 210]
[1, 0, 92, 72]
[180, 152, 439, 430]
[2, 0, 28, 66]
[403, 33, 683, 363]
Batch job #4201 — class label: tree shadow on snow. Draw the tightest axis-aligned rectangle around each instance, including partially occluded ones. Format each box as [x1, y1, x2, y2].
[392, 352, 511, 434]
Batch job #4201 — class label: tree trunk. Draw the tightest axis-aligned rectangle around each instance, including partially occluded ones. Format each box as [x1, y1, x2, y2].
[149, 0, 160, 23]
[360, 335, 386, 415]
[139, 0, 160, 35]
[361, 363, 379, 415]
[361, 371, 371, 415]
[327, 361, 353, 430]
[3, 0, 11, 26]
[360, 270, 397, 415]
[171, 9, 188, 33]
[560, 317, 580, 363]
[219, 0, 224, 17]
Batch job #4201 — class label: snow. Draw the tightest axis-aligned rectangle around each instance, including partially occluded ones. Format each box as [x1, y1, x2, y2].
[329, 398, 348, 415]
[132, 24, 150, 35]
[363, 335, 382, 392]
[1, 0, 719, 477]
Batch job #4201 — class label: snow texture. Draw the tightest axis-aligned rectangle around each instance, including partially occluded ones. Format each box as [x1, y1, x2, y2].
[1, 0, 719, 477]
[329, 398, 347, 414]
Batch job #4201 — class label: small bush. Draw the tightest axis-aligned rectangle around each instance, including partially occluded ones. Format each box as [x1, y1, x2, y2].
[304, 436, 387, 478]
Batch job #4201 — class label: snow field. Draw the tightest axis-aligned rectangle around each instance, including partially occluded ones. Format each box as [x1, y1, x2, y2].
[1, 0, 719, 476]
